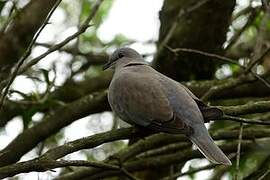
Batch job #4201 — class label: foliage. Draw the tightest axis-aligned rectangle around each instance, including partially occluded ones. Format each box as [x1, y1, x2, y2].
[0, 0, 270, 180]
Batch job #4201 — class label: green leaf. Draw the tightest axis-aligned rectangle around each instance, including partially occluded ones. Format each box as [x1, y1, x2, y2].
[40, 68, 50, 85]
[81, 0, 113, 28]
[230, 64, 240, 74]
[22, 108, 38, 128]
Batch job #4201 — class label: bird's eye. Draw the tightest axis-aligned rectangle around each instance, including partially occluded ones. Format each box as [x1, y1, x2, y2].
[118, 52, 124, 59]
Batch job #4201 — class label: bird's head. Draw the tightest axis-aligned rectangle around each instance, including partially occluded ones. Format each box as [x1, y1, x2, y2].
[103, 47, 143, 70]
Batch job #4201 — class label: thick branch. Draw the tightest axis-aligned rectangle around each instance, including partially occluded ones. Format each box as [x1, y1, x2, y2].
[220, 100, 270, 116]
[0, 91, 109, 167]
[1, 126, 270, 178]
[41, 127, 138, 160]
[184, 77, 270, 99]
[56, 129, 270, 179]
[0, 159, 119, 179]
[59, 141, 255, 180]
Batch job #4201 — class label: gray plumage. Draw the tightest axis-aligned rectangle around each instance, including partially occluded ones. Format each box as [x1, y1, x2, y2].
[105, 47, 231, 165]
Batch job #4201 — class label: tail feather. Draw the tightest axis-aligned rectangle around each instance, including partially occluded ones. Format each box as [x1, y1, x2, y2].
[189, 126, 231, 165]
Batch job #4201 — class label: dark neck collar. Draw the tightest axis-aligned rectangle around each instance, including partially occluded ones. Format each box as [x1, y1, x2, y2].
[123, 62, 148, 68]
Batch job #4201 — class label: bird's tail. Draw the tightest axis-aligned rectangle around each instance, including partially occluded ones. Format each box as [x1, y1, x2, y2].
[189, 125, 231, 165]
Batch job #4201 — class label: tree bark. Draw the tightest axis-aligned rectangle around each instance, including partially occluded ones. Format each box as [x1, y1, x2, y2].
[154, 0, 236, 81]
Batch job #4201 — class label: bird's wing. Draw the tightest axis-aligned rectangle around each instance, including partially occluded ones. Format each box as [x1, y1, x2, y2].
[175, 79, 223, 121]
[156, 74, 205, 127]
[109, 67, 178, 129]
[157, 73, 231, 165]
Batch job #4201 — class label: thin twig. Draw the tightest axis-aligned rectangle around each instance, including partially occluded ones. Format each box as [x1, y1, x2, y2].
[166, 46, 240, 65]
[221, 115, 270, 125]
[225, 9, 257, 51]
[165, 7, 270, 95]
[166, 46, 270, 99]
[121, 168, 141, 180]
[242, 2, 270, 88]
[162, 164, 218, 180]
[235, 123, 243, 180]
[162, 153, 237, 180]
[0, 0, 18, 34]
[112, 153, 141, 180]
[0, 0, 104, 109]
[35, 42, 107, 65]
[245, 47, 270, 72]
[233, 5, 255, 20]
[258, 169, 270, 180]
[250, 71, 270, 89]
[165, 46, 252, 101]
[0, 0, 62, 110]
[19, 0, 104, 74]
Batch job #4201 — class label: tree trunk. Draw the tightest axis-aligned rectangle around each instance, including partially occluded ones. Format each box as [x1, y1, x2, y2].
[154, 0, 236, 81]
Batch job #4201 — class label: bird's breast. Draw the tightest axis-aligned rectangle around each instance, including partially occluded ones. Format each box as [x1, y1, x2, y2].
[108, 76, 133, 124]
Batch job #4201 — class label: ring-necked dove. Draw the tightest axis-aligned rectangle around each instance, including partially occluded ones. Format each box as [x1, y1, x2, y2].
[104, 47, 231, 165]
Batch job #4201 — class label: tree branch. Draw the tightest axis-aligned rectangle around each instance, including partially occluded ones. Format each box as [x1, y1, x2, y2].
[0, 0, 62, 110]
[1, 126, 270, 178]
[235, 123, 243, 180]
[0, 91, 109, 167]
[58, 141, 255, 180]
[221, 115, 270, 125]
[18, 0, 104, 75]
[0, 159, 119, 179]
[0, 0, 60, 83]
[219, 100, 270, 116]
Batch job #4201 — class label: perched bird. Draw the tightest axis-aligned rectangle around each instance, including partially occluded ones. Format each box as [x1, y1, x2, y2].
[104, 47, 231, 165]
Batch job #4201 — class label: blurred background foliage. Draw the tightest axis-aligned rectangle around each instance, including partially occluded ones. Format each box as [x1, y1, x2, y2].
[1, 0, 270, 179]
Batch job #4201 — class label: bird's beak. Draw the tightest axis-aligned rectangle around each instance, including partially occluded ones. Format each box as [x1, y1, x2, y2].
[103, 62, 111, 70]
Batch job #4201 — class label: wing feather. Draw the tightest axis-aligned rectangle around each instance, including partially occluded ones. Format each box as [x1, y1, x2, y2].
[108, 67, 173, 127]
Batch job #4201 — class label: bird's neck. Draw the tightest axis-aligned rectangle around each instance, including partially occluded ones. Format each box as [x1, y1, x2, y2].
[115, 58, 148, 72]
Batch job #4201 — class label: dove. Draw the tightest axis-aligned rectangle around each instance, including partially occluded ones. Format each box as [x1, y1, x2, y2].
[104, 47, 231, 165]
